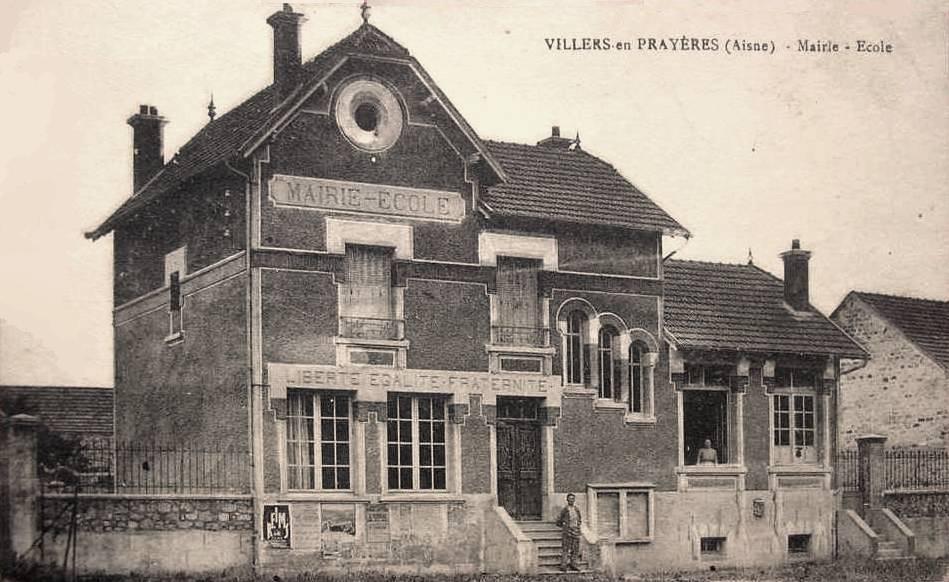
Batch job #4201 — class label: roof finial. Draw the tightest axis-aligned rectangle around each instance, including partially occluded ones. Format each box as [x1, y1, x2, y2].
[747, 247, 754, 265]
[570, 131, 582, 151]
[207, 94, 216, 122]
[360, 0, 371, 24]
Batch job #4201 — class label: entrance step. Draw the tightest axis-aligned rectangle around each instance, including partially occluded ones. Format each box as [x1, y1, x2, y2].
[516, 520, 590, 572]
[875, 537, 914, 561]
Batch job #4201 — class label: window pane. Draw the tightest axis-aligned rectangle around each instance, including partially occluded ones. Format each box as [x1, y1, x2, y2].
[418, 398, 431, 420]
[433, 422, 445, 443]
[433, 445, 446, 466]
[322, 443, 335, 465]
[387, 468, 399, 489]
[322, 467, 335, 489]
[337, 467, 350, 489]
[398, 396, 411, 418]
[434, 468, 446, 490]
[625, 492, 649, 539]
[336, 420, 349, 441]
[400, 468, 413, 489]
[596, 492, 621, 539]
[420, 446, 432, 466]
[420, 468, 432, 490]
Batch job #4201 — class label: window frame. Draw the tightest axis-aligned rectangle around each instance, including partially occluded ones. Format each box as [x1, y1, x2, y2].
[385, 394, 448, 492]
[564, 310, 590, 386]
[285, 390, 353, 492]
[587, 483, 655, 543]
[771, 391, 818, 465]
[597, 325, 620, 400]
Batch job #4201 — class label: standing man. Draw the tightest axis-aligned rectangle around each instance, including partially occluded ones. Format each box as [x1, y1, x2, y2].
[556, 492, 582, 571]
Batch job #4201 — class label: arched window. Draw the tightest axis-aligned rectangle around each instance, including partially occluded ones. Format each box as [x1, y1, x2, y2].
[565, 310, 589, 385]
[598, 326, 620, 399]
[629, 343, 646, 414]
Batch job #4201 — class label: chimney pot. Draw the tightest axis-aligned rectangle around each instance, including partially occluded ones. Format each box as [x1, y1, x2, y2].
[149, 106, 158, 115]
[139, 104, 149, 114]
[551, 126, 560, 137]
[780, 239, 811, 311]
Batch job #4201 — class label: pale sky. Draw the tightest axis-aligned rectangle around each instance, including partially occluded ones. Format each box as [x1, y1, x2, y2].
[0, 0, 946, 387]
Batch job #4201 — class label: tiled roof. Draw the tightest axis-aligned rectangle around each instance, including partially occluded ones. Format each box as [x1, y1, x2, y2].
[88, 22, 684, 240]
[663, 259, 866, 358]
[851, 291, 949, 369]
[87, 24, 502, 240]
[0, 386, 113, 435]
[483, 141, 687, 236]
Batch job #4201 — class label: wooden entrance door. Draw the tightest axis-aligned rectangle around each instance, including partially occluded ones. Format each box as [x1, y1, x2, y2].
[496, 398, 542, 520]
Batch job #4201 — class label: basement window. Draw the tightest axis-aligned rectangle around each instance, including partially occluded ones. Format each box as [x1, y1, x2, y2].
[700, 537, 726, 558]
[787, 534, 811, 555]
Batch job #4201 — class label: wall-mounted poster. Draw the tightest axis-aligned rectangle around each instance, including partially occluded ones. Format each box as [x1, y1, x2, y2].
[321, 504, 357, 557]
[263, 504, 291, 549]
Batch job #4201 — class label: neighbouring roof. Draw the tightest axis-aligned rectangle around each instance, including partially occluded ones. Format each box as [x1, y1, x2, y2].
[663, 260, 866, 358]
[483, 141, 687, 236]
[846, 291, 949, 369]
[0, 386, 113, 435]
[87, 22, 686, 240]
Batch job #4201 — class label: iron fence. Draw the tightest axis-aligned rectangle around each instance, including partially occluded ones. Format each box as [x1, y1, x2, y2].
[338, 316, 404, 340]
[885, 448, 949, 491]
[490, 325, 550, 347]
[836, 449, 860, 491]
[41, 440, 250, 495]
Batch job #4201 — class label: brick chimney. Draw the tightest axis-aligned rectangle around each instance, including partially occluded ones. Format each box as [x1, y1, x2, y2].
[127, 105, 167, 193]
[537, 125, 574, 149]
[780, 239, 811, 311]
[267, 3, 306, 104]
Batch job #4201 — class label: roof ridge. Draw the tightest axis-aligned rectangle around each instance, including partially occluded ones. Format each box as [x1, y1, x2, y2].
[666, 258, 756, 268]
[853, 290, 949, 305]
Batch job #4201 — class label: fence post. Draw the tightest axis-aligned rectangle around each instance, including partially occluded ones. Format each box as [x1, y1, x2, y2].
[0, 413, 41, 569]
[856, 434, 887, 518]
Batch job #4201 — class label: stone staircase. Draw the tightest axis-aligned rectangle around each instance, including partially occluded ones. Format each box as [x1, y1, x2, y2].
[875, 534, 914, 561]
[516, 520, 591, 573]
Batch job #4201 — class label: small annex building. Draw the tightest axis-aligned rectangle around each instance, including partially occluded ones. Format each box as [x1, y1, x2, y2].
[832, 291, 949, 449]
[86, 5, 866, 574]
[0, 385, 113, 446]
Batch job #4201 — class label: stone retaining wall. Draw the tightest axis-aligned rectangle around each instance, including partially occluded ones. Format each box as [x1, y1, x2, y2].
[42, 494, 253, 533]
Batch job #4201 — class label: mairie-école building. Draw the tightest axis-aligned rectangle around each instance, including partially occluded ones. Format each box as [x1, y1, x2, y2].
[87, 5, 866, 574]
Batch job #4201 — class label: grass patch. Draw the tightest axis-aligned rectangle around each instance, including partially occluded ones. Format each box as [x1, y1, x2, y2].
[5, 558, 946, 582]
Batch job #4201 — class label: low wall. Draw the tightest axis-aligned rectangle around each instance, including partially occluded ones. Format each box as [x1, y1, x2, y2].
[38, 494, 253, 573]
[884, 491, 949, 558]
[256, 494, 491, 576]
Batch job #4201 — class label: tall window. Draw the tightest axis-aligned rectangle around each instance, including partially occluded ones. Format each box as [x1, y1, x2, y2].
[340, 244, 398, 341]
[387, 395, 447, 490]
[565, 311, 590, 385]
[168, 271, 183, 336]
[495, 257, 542, 346]
[342, 244, 393, 319]
[629, 344, 646, 413]
[286, 391, 351, 490]
[773, 394, 816, 464]
[598, 326, 620, 399]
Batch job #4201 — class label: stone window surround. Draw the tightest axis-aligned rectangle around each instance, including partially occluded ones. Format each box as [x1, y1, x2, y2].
[557, 300, 659, 424]
[327, 218, 411, 366]
[585, 482, 656, 544]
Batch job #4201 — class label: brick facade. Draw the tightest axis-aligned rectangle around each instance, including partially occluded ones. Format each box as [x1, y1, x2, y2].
[87, 7, 865, 575]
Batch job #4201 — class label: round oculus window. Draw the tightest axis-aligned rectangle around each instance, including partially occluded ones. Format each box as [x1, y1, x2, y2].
[335, 79, 403, 152]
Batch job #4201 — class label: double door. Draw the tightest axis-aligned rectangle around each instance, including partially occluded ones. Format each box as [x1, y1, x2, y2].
[496, 398, 542, 520]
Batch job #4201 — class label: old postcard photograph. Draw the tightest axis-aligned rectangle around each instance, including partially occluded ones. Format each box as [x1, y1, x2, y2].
[0, 1, 946, 580]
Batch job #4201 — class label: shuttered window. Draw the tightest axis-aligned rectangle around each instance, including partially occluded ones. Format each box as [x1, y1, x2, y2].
[342, 244, 393, 319]
[496, 256, 540, 329]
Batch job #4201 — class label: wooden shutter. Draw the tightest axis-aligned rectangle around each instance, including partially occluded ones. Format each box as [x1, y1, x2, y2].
[496, 257, 540, 329]
[343, 245, 393, 318]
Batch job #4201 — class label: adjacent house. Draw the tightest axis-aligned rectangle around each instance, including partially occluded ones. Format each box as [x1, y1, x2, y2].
[832, 291, 949, 449]
[85, 5, 866, 574]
